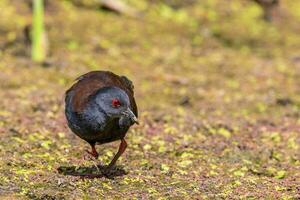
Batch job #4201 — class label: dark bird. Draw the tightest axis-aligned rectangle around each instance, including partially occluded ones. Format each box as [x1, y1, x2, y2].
[252, 0, 279, 21]
[65, 71, 138, 169]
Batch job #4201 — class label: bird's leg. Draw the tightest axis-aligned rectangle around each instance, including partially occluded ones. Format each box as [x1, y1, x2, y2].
[85, 142, 99, 159]
[107, 139, 127, 169]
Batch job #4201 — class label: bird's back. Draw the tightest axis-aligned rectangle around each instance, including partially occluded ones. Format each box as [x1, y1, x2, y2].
[65, 71, 137, 116]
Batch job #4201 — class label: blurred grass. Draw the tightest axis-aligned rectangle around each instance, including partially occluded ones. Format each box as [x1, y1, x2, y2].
[31, 0, 46, 62]
[0, 0, 299, 199]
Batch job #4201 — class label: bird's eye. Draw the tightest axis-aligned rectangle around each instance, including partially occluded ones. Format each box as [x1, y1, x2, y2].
[112, 98, 121, 108]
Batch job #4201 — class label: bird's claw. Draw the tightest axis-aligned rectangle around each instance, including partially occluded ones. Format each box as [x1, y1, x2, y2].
[100, 165, 116, 177]
[84, 150, 99, 161]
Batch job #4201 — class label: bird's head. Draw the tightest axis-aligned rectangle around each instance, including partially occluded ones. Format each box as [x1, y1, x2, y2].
[94, 87, 138, 124]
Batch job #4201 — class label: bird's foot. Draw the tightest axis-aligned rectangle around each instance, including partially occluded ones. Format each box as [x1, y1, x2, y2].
[86, 148, 99, 159]
[99, 164, 118, 177]
[84, 150, 99, 161]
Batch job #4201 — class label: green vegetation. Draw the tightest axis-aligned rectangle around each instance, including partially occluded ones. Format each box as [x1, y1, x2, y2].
[31, 0, 46, 62]
[0, 0, 299, 199]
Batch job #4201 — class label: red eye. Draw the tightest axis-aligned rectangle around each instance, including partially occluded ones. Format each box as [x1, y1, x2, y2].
[112, 98, 121, 108]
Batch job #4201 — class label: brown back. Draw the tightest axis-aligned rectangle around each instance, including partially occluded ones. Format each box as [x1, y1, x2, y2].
[66, 71, 138, 116]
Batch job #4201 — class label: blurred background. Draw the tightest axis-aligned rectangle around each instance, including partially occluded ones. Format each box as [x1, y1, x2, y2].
[0, 0, 299, 199]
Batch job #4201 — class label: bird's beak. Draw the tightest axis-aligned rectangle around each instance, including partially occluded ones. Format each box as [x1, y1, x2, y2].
[122, 108, 139, 125]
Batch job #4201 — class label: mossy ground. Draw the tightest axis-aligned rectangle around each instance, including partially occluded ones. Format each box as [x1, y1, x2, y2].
[0, 0, 299, 199]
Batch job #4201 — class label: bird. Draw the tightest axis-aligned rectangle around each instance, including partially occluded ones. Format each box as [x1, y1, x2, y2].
[251, 0, 279, 21]
[65, 71, 138, 169]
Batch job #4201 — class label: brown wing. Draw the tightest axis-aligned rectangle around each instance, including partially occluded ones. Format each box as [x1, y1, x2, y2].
[65, 71, 138, 116]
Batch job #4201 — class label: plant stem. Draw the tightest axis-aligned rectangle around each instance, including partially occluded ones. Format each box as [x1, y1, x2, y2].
[31, 0, 45, 62]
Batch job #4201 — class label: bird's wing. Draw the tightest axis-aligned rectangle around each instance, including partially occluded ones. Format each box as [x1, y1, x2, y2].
[65, 71, 138, 116]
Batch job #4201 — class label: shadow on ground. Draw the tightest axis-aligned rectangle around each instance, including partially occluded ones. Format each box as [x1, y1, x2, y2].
[57, 164, 127, 179]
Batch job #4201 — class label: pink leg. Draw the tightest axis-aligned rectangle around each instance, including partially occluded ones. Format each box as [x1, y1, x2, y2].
[108, 139, 127, 168]
[85, 143, 99, 159]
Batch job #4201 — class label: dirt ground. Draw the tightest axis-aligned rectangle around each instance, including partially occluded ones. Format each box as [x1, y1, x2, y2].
[0, 0, 299, 199]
